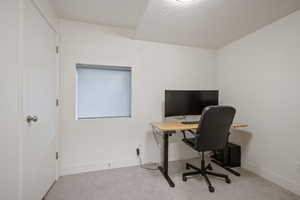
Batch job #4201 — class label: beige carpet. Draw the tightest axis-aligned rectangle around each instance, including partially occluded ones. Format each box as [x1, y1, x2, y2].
[46, 159, 300, 200]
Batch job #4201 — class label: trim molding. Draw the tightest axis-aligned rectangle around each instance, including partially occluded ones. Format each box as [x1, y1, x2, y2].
[246, 163, 300, 196]
[42, 180, 56, 200]
[60, 159, 139, 176]
[60, 153, 198, 176]
[30, 0, 58, 33]
[62, 159, 300, 197]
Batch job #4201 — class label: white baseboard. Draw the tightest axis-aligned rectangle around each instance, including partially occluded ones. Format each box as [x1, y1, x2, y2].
[60, 159, 139, 176]
[61, 157, 300, 197]
[246, 163, 300, 196]
[60, 153, 198, 177]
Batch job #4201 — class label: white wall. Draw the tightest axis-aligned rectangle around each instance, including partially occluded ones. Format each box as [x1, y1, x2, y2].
[0, 1, 21, 200]
[32, 0, 59, 32]
[59, 19, 217, 175]
[218, 10, 300, 195]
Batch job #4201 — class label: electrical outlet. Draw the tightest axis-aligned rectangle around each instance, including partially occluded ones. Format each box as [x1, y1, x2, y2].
[107, 163, 111, 168]
[136, 148, 140, 157]
[136, 144, 142, 157]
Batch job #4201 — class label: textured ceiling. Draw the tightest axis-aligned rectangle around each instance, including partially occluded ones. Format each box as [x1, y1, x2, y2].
[52, 0, 300, 49]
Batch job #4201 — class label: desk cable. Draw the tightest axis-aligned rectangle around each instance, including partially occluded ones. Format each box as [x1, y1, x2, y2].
[136, 126, 161, 171]
[151, 126, 161, 148]
[138, 156, 158, 171]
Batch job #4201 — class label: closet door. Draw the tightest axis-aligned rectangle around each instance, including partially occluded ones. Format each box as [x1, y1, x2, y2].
[22, 0, 58, 199]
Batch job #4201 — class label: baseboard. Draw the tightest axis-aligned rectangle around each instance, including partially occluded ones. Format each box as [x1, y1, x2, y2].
[42, 180, 56, 200]
[246, 163, 300, 196]
[59, 156, 300, 196]
[60, 153, 199, 176]
[60, 159, 139, 176]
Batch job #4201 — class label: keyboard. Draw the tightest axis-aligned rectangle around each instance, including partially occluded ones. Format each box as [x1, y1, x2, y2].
[181, 121, 199, 124]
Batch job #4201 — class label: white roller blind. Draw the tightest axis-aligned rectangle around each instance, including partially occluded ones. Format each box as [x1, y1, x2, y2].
[76, 64, 131, 119]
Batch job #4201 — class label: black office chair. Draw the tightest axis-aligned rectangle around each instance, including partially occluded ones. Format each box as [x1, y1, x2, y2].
[182, 106, 236, 193]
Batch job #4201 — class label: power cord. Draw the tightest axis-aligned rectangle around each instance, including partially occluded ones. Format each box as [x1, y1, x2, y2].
[136, 148, 158, 171]
[138, 157, 159, 171]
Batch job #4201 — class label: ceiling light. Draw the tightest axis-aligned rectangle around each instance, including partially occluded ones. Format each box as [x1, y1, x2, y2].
[176, 0, 195, 3]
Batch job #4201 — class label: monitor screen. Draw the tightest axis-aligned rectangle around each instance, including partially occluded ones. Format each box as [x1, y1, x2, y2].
[165, 90, 219, 117]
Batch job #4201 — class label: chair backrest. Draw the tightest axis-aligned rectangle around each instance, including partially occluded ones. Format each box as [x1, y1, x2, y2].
[195, 106, 236, 151]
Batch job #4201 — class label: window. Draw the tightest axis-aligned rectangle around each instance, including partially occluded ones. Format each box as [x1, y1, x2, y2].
[76, 64, 131, 119]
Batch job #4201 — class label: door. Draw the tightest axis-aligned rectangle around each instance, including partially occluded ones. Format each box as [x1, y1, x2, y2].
[22, 1, 58, 199]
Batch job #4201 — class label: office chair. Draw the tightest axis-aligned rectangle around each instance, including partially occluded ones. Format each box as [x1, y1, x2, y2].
[182, 106, 236, 193]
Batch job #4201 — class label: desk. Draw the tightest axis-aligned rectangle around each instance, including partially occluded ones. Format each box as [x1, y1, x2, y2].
[150, 122, 248, 187]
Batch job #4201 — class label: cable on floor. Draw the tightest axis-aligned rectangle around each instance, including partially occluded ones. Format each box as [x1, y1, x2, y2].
[138, 156, 159, 171]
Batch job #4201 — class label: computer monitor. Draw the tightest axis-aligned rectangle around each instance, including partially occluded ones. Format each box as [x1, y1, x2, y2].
[164, 90, 219, 117]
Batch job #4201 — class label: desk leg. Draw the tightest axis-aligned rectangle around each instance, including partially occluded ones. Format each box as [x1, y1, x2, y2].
[158, 132, 175, 187]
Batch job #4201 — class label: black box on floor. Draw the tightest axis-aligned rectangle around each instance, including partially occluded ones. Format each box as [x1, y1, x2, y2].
[212, 143, 241, 167]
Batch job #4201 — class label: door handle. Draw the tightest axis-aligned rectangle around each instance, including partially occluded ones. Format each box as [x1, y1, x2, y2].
[26, 115, 38, 123]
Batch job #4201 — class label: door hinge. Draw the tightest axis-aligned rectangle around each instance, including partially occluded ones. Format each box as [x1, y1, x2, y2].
[56, 99, 59, 107]
[56, 152, 59, 160]
[56, 46, 59, 54]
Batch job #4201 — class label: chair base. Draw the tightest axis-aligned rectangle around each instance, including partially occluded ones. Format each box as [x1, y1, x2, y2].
[182, 162, 231, 193]
[211, 159, 241, 176]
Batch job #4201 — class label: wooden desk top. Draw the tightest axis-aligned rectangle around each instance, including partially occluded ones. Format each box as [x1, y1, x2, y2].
[151, 122, 248, 131]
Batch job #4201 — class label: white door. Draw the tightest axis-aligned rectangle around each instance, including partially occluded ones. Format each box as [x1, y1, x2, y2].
[22, 1, 58, 200]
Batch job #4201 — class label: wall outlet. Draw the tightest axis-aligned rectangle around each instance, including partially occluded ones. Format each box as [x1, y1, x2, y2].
[136, 144, 142, 157]
[136, 148, 140, 157]
[107, 163, 111, 168]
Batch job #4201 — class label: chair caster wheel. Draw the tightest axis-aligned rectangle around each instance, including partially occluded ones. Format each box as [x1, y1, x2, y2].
[182, 176, 187, 182]
[225, 178, 231, 184]
[186, 164, 190, 170]
[209, 186, 215, 193]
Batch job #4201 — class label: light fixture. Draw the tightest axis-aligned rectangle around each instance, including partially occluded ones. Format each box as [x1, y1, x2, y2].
[166, 0, 199, 6]
[176, 0, 195, 3]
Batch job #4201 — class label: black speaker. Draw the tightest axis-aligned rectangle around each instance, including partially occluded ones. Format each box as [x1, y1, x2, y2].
[213, 142, 241, 167]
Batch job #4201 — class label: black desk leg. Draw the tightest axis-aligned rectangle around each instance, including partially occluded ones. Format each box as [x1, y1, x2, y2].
[158, 132, 175, 187]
